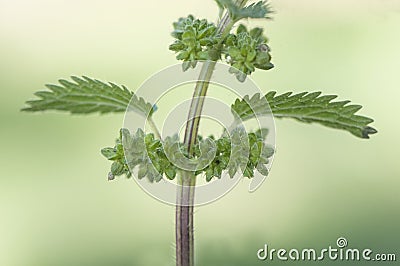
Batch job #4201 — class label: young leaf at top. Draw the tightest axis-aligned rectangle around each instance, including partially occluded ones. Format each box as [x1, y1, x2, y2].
[235, 1, 273, 21]
[215, 0, 272, 22]
[22, 76, 156, 117]
[231, 91, 377, 139]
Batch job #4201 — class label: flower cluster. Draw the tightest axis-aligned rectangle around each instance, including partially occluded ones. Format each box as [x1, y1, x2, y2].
[100, 130, 131, 180]
[102, 128, 178, 182]
[102, 127, 274, 182]
[225, 24, 274, 81]
[169, 15, 218, 70]
[199, 127, 274, 181]
[169, 15, 274, 81]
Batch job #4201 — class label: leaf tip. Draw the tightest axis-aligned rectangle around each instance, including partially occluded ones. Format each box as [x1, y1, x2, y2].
[362, 126, 378, 139]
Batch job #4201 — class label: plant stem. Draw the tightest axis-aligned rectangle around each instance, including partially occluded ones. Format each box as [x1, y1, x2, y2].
[175, 2, 248, 266]
[176, 170, 196, 266]
[148, 117, 162, 139]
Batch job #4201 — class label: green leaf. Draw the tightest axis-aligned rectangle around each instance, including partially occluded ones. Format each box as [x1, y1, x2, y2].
[111, 161, 125, 176]
[165, 167, 177, 180]
[231, 91, 377, 139]
[235, 1, 273, 20]
[22, 76, 155, 117]
[101, 148, 118, 160]
[214, 0, 237, 13]
[215, 0, 272, 22]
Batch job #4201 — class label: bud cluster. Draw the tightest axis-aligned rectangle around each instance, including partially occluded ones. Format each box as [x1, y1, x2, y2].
[102, 128, 274, 182]
[169, 16, 274, 81]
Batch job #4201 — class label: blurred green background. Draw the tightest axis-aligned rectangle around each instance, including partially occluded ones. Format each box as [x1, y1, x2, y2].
[1, 0, 399, 265]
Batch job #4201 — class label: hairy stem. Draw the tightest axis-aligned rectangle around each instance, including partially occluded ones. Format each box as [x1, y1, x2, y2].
[175, 1, 248, 266]
[176, 171, 196, 266]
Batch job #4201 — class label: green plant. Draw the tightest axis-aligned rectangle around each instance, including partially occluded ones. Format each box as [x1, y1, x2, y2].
[22, 1, 376, 266]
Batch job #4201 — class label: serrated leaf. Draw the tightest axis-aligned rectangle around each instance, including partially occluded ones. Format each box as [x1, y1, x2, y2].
[235, 1, 273, 20]
[231, 91, 377, 139]
[215, 0, 272, 22]
[22, 76, 155, 117]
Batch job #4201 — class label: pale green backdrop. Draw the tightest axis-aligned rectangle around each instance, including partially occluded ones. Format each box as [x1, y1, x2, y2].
[1, 0, 399, 265]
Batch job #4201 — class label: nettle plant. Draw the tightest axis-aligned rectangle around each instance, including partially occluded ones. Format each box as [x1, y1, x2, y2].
[23, 1, 376, 266]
